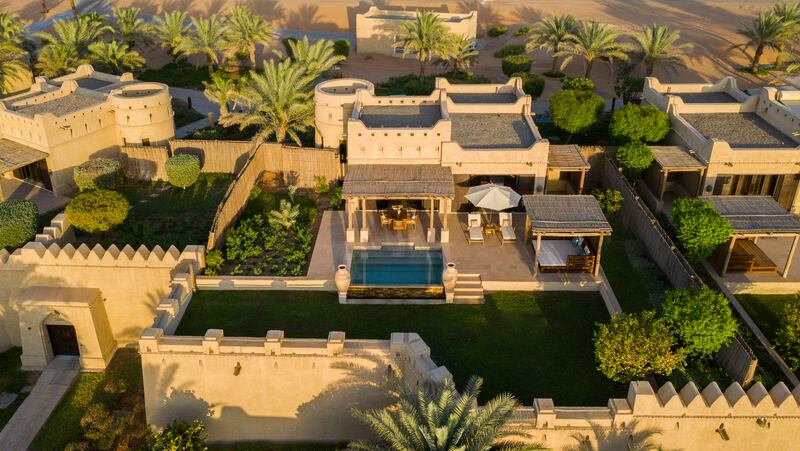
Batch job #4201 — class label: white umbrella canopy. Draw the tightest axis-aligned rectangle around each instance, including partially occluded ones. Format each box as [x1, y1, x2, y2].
[465, 183, 521, 211]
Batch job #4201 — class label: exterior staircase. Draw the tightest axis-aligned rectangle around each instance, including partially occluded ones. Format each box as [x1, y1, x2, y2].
[453, 273, 484, 304]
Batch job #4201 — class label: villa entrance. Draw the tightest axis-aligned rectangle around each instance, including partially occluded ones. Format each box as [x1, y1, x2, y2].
[47, 324, 79, 356]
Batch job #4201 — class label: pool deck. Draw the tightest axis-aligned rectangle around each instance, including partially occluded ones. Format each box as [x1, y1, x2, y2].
[308, 211, 602, 291]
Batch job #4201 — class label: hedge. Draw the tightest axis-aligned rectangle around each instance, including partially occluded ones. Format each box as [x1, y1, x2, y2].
[512, 72, 545, 99]
[73, 158, 121, 191]
[66, 189, 129, 233]
[0, 199, 38, 249]
[561, 76, 595, 91]
[333, 39, 350, 58]
[493, 44, 525, 58]
[501, 55, 532, 77]
[165, 154, 201, 189]
[487, 25, 508, 37]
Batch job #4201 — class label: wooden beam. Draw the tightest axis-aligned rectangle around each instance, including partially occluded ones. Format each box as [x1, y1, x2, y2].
[720, 236, 737, 277]
[659, 169, 668, 201]
[361, 197, 367, 232]
[578, 170, 586, 195]
[783, 235, 800, 278]
[533, 233, 542, 276]
[594, 235, 605, 277]
[429, 197, 435, 230]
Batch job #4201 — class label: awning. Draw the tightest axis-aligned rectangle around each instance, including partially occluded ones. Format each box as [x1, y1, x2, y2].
[547, 145, 590, 170]
[701, 196, 800, 234]
[0, 139, 48, 174]
[523, 194, 612, 234]
[650, 146, 705, 171]
[342, 164, 454, 198]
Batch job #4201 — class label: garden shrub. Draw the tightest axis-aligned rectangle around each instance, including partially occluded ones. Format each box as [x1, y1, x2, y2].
[73, 158, 121, 191]
[614, 74, 645, 103]
[205, 249, 225, 276]
[147, 420, 207, 451]
[592, 188, 623, 215]
[375, 72, 491, 96]
[66, 189, 129, 233]
[549, 88, 604, 141]
[268, 199, 300, 230]
[330, 186, 343, 209]
[561, 76, 595, 91]
[165, 154, 201, 189]
[0, 199, 38, 249]
[609, 104, 670, 143]
[487, 25, 508, 37]
[501, 55, 532, 77]
[333, 39, 350, 58]
[543, 70, 565, 78]
[671, 198, 733, 262]
[512, 72, 545, 99]
[615, 141, 654, 176]
[493, 44, 525, 58]
[776, 300, 800, 372]
[513, 26, 531, 37]
[662, 287, 738, 358]
[594, 310, 686, 383]
[314, 175, 329, 194]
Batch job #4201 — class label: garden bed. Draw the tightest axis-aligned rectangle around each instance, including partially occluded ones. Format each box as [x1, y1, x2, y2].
[0, 347, 39, 430]
[172, 98, 204, 128]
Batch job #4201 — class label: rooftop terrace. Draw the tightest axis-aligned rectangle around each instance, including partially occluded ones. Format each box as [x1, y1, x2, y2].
[447, 93, 518, 104]
[450, 113, 535, 149]
[674, 92, 739, 103]
[681, 113, 797, 148]
[15, 93, 105, 117]
[359, 104, 441, 128]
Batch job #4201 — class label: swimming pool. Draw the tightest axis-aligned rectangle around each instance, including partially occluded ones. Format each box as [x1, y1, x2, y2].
[350, 247, 443, 286]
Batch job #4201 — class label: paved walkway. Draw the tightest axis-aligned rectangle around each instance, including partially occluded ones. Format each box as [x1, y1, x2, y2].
[169, 87, 219, 138]
[0, 356, 80, 450]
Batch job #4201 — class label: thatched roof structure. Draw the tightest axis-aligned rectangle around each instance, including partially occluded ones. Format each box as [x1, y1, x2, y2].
[342, 164, 454, 197]
[522, 195, 612, 234]
[701, 196, 800, 234]
[0, 139, 48, 173]
[650, 146, 705, 170]
[547, 145, 590, 170]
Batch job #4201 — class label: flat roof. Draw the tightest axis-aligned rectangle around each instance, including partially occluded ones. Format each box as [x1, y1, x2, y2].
[674, 92, 739, 103]
[53, 77, 114, 90]
[342, 164, 454, 197]
[15, 93, 105, 117]
[359, 104, 441, 128]
[450, 113, 535, 149]
[650, 146, 705, 170]
[0, 139, 48, 173]
[448, 93, 518, 104]
[702, 196, 800, 234]
[522, 195, 612, 234]
[547, 145, 590, 170]
[681, 113, 797, 148]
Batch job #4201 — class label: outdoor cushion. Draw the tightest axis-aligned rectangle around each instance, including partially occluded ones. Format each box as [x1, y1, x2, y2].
[469, 226, 483, 242]
[501, 225, 516, 241]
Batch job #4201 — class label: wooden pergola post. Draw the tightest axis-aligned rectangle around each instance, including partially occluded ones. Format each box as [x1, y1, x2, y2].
[427, 197, 436, 242]
[659, 169, 669, 202]
[720, 236, 737, 276]
[593, 234, 605, 277]
[783, 234, 800, 278]
[578, 170, 586, 194]
[533, 233, 542, 276]
[360, 197, 369, 242]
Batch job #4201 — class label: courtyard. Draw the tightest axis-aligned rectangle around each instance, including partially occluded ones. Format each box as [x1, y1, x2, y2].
[174, 290, 620, 406]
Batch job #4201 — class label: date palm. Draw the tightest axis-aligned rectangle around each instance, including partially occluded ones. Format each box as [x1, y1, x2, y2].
[203, 73, 239, 116]
[733, 11, 794, 71]
[226, 6, 275, 68]
[0, 13, 28, 46]
[153, 11, 189, 63]
[177, 15, 229, 77]
[437, 34, 478, 75]
[88, 41, 145, 74]
[630, 24, 693, 76]
[111, 7, 153, 49]
[274, 36, 345, 79]
[35, 16, 111, 60]
[350, 376, 521, 451]
[35, 44, 82, 77]
[68, 0, 78, 20]
[220, 59, 315, 145]
[0, 42, 28, 94]
[526, 14, 577, 74]
[398, 10, 454, 78]
[557, 20, 631, 78]
[772, 2, 800, 66]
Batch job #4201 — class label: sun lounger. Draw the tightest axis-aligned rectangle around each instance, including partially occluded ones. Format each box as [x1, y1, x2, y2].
[498, 212, 516, 243]
[467, 213, 483, 244]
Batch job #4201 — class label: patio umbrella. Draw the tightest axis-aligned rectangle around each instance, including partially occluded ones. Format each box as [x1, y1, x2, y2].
[465, 183, 521, 222]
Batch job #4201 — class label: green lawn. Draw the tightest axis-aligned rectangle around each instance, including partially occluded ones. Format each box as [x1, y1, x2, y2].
[0, 348, 38, 430]
[176, 290, 621, 406]
[738, 294, 798, 340]
[75, 173, 231, 249]
[140, 62, 211, 90]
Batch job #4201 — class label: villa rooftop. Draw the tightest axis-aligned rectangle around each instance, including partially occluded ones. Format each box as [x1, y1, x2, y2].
[681, 113, 797, 148]
[52, 77, 114, 90]
[15, 93, 105, 117]
[0, 139, 48, 173]
[342, 164, 454, 197]
[650, 146, 705, 170]
[447, 93, 518, 104]
[702, 196, 800, 234]
[358, 104, 441, 128]
[523, 195, 612, 234]
[450, 113, 535, 149]
[674, 92, 739, 103]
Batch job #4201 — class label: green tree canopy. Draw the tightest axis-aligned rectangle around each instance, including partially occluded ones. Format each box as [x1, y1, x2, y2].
[776, 299, 800, 372]
[662, 287, 738, 358]
[549, 88, 604, 142]
[671, 198, 733, 262]
[609, 104, 671, 143]
[0, 199, 38, 249]
[615, 141, 654, 175]
[66, 189, 129, 233]
[594, 311, 686, 383]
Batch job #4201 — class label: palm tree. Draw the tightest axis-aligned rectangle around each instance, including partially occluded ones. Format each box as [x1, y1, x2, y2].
[203, 73, 239, 116]
[526, 14, 577, 74]
[350, 376, 521, 451]
[177, 15, 229, 77]
[88, 41, 145, 74]
[68, 0, 78, 20]
[0, 41, 28, 94]
[221, 59, 315, 145]
[35, 44, 82, 77]
[437, 34, 479, 75]
[226, 6, 275, 68]
[557, 20, 631, 78]
[153, 11, 189, 63]
[772, 2, 800, 66]
[734, 11, 794, 71]
[40, 0, 48, 15]
[630, 24, 693, 76]
[274, 36, 346, 79]
[398, 10, 454, 78]
[0, 13, 28, 46]
[111, 7, 153, 49]
[35, 16, 111, 60]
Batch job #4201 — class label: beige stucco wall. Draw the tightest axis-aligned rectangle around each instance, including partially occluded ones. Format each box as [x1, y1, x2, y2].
[314, 78, 375, 148]
[355, 7, 477, 56]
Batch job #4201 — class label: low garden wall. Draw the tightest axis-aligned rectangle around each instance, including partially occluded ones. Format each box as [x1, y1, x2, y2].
[170, 139, 253, 174]
[195, 275, 334, 291]
[120, 145, 169, 181]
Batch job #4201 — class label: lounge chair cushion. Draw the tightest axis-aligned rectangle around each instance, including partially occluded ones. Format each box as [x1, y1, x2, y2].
[501, 225, 516, 241]
[469, 226, 483, 241]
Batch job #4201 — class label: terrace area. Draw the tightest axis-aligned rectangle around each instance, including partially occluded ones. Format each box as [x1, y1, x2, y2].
[681, 113, 798, 148]
[358, 104, 441, 128]
[447, 93, 518, 104]
[674, 92, 739, 103]
[450, 114, 535, 149]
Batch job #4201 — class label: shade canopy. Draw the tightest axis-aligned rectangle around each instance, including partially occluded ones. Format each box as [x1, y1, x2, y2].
[465, 183, 521, 211]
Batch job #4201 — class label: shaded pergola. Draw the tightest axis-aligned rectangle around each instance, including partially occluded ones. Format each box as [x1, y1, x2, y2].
[546, 144, 590, 194]
[0, 139, 48, 200]
[342, 164, 455, 243]
[522, 195, 613, 276]
[703, 196, 800, 278]
[643, 146, 705, 207]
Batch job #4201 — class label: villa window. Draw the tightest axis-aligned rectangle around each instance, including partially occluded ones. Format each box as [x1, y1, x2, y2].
[142, 138, 151, 146]
[360, 146, 365, 152]
[379, 146, 384, 152]
[417, 146, 421, 152]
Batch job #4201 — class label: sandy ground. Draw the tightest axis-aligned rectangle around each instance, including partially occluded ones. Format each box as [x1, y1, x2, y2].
[5, 0, 788, 93]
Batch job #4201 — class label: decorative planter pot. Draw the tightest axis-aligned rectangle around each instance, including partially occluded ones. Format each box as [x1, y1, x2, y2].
[442, 262, 458, 293]
[335, 264, 351, 303]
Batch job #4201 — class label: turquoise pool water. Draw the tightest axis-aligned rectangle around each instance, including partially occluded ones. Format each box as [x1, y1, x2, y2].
[351, 248, 443, 285]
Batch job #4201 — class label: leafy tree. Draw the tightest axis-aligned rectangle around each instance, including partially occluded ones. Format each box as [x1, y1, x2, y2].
[501, 54, 531, 76]
[615, 141, 654, 176]
[614, 74, 645, 104]
[526, 14, 577, 74]
[147, 420, 207, 451]
[776, 299, 800, 372]
[592, 188, 623, 215]
[35, 44, 81, 77]
[557, 20, 631, 77]
[269, 199, 300, 230]
[512, 71, 545, 99]
[733, 11, 793, 71]
[165, 154, 201, 189]
[177, 15, 229, 76]
[0, 199, 38, 249]
[221, 59, 315, 145]
[152, 11, 189, 63]
[225, 5, 275, 67]
[274, 36, 345, 80]
[350, 376, 522, 451]
[609, 104, 670, 143]
[561, 75, 595, 91]
[111, 7, 153, 49]
[88, 41, 145, 74]
[662, 287, 738, 358]
[549, 88, 605, 142]
[398, 10, 453, 78]
[437, 34, 478, 75]
[203, 73, 239, 116]
[630, 24, 693, 76]
[66, 189, 129, 233]
[671, 198, 733, 262]
[73, 158, 120, 191]
[333, 39, 350, 58]
[0, 41, 28, 93]
[594, 311, 686, 383]
[0, 12, 28, 46]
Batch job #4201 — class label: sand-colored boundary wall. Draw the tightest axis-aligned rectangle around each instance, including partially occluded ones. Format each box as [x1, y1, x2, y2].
[120, 145, 169, 181]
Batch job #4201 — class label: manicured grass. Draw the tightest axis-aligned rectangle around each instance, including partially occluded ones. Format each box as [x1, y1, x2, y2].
[32, 349, 144, 451]
[0, 347, 38, 430]
[738, 294, 798, 340]
[176, 290, 621, 406]
[140, 62, 211, 90]
[76, 173, 231, 249]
